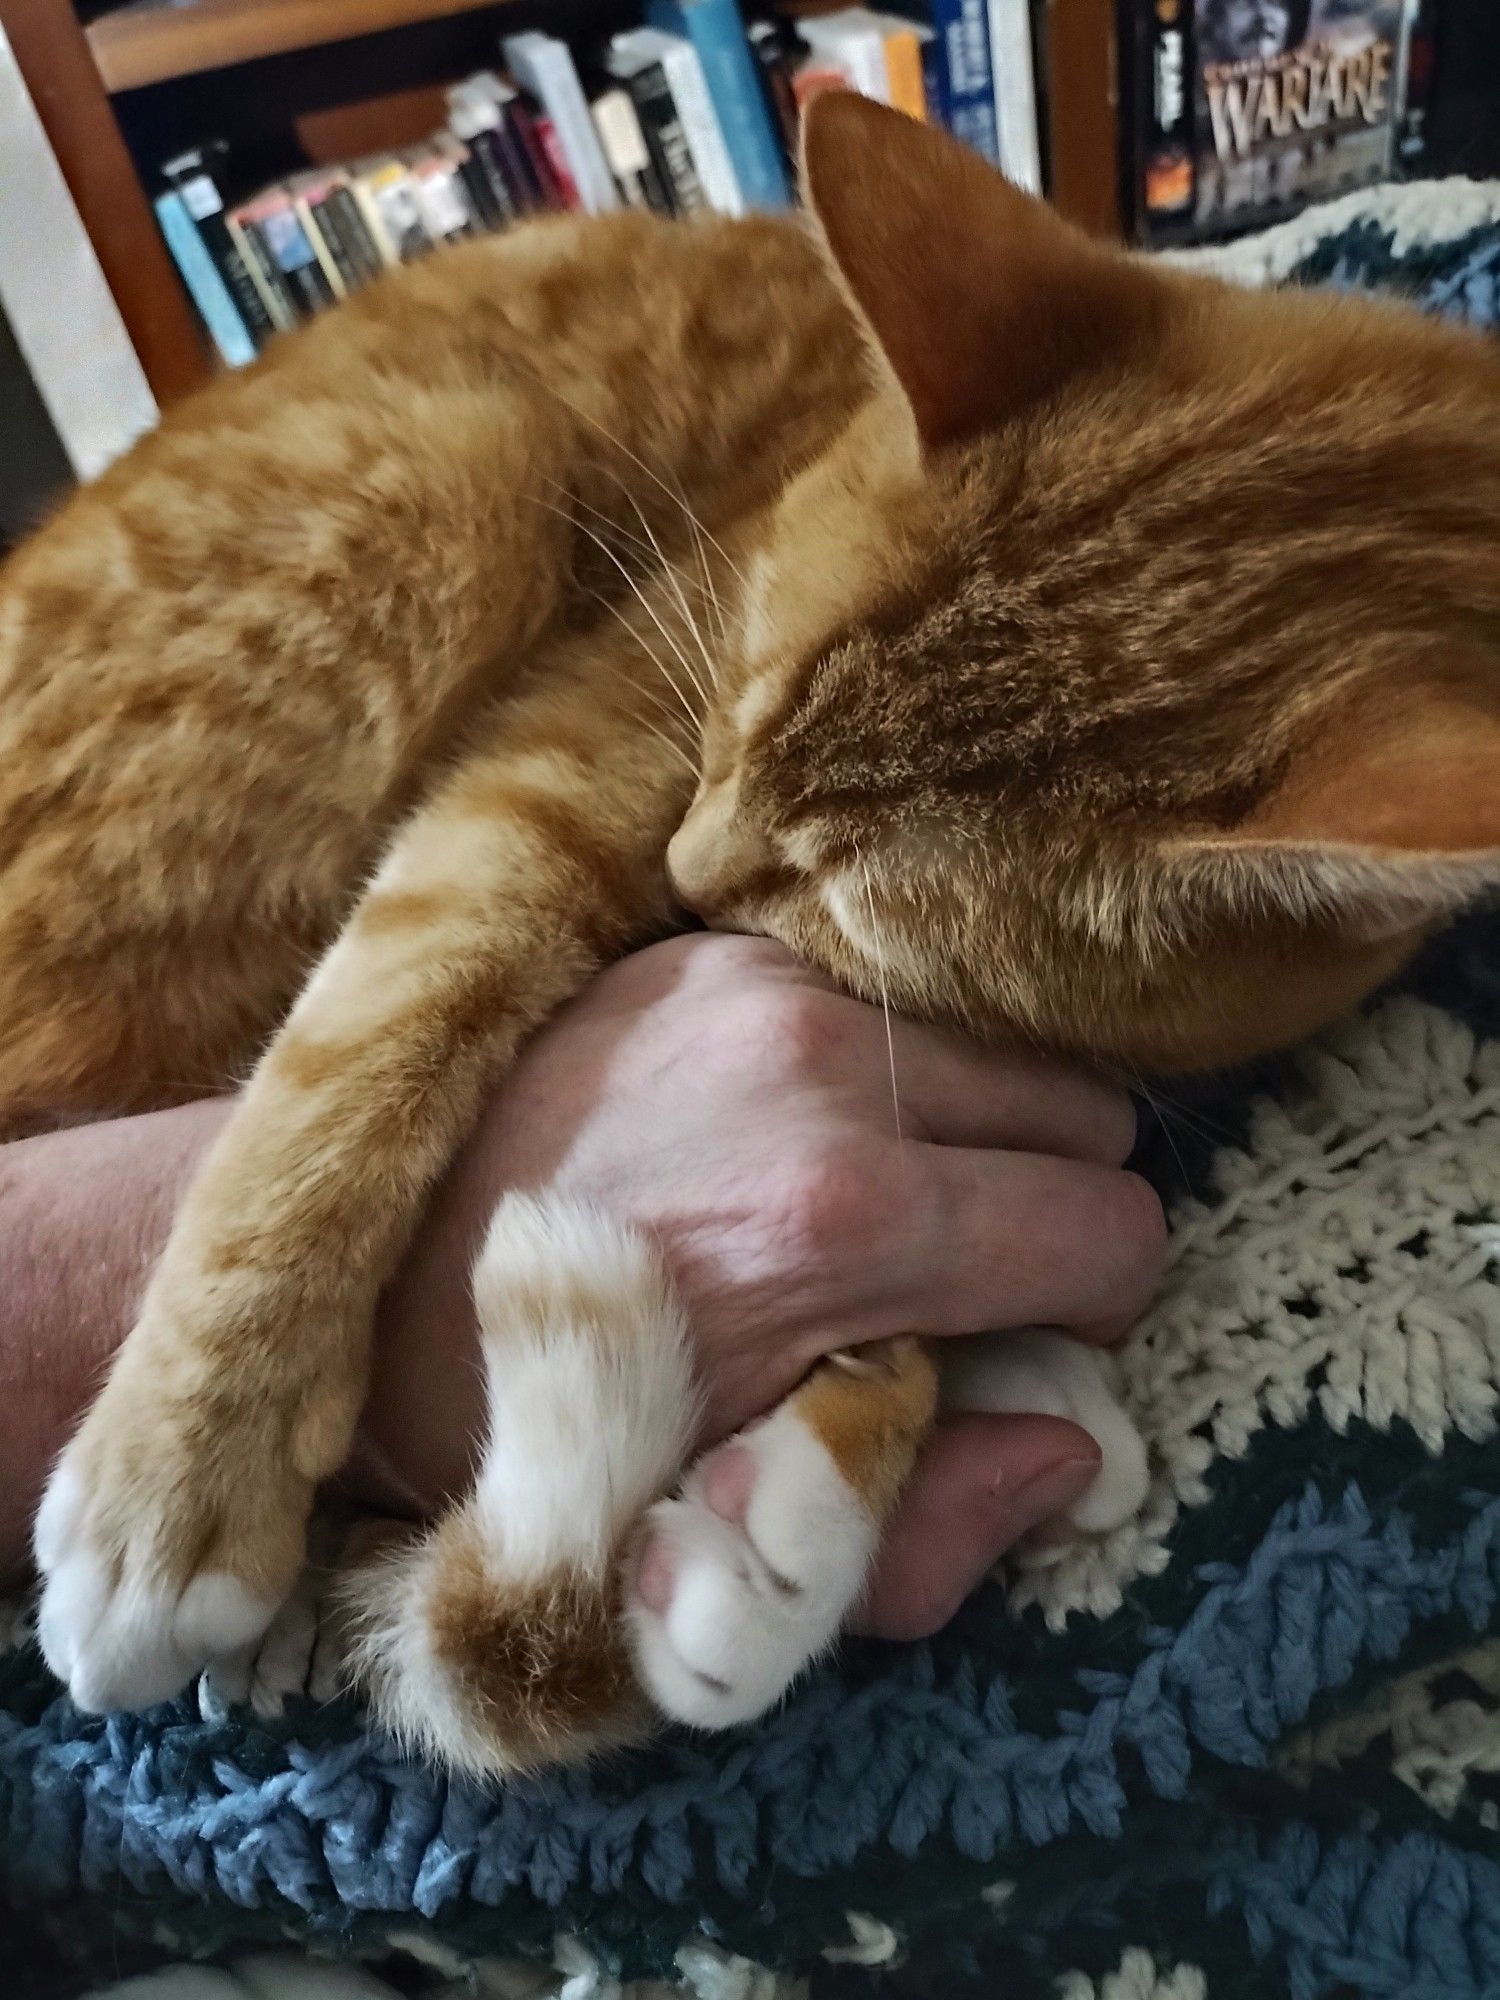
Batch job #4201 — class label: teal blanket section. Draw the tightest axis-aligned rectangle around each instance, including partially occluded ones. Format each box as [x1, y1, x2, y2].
[6, 185, 1500, 1994]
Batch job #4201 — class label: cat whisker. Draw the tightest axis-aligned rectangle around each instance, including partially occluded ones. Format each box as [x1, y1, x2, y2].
[858, 851, 904, 1151]
[538, 380, 753, 597]
[576, 582, 701, 737]
[615, 482, 718, 703]
[559, 509, 714, 725]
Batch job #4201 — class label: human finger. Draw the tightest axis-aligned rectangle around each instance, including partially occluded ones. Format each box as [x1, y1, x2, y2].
[851, 1412, 1101, 1640]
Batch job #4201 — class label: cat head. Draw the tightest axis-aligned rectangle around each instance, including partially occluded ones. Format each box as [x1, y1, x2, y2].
[668, 94, 1500, 1073]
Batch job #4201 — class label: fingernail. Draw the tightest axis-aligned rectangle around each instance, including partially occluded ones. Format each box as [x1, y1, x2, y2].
[1006, 1453, 1100, 1534]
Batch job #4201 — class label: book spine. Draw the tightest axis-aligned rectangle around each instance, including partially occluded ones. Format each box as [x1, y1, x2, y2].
[926, 0, 1001, 164]
[258, 196, 338, 315]
[648, 0, 791, 210]
[409, 152, 480, 242]
[153, 191, 257, 368]
[881, 26, 929, 121]
[346, 175, 402, 267]
[1132, 0, 1194, 244]
[291, 192, 348, 299]
[448, 140, 504, 228]
[320, 183, 388, 284]
[367, 167, 434, 262]
[225, 211, 300, 330]
[661, 39, 746, 214]
[505, 97, 564, 208]
[801, 24, 890, 100]
[986, 0, 1043, 191]
[533, 117, 582, 208]
[592, 86, 677, 213]
[464, 119, 528, 219]
[746, 22, 800, 166]
[501, 34, 622, 214]
[625, 62, 707, 212]
[161, 160, 276, 347]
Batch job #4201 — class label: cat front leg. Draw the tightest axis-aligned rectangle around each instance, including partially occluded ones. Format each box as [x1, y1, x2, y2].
[34, 664, 691, 1715]
[626, 1338, 938, 1727]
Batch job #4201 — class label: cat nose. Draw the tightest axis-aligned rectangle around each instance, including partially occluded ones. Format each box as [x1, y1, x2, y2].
[666, 824, 723, 919]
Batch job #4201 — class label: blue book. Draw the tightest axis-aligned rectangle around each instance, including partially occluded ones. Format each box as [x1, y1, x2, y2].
[153, 191, 256, 368]
[926, 0, 1001, 166]
[646, 0, 790, 211]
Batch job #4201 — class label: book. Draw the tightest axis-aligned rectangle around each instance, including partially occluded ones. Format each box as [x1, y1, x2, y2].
[1134, 0, 1417, 245]
[609, 30, 741, 213]
[352, 159, 433, 263]
[406, 144, 481, 244]
[925, 0, 1002, 163]
[159, 144, 276, 350]
[591, 85, 677, 213]
[986, 0, 1043, 190]
[877, 17, 931, 120]
[225, 199, 301, 329]
[445, 82, 527, 219]
[256, 191, 339, 315]
[746, 19, 802, 164]
[532, 116, 582, 208]
[614, 54, 706, 211]
[153, 190, 257, 368]
[502, 85, 570, 208]
[455, 74, 552, 209]
[502, 30, 622, 213]
[797, 10, 893, 99]
[309, 173, 389, 286]
[646, 0, 792, 209]
[285, 174, 352, 300]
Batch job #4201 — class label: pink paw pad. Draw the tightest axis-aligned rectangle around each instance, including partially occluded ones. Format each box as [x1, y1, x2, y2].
[699, 1442, 756, 1528]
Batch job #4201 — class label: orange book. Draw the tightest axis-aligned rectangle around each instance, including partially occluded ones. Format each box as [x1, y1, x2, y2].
[880, 26, 928, 121]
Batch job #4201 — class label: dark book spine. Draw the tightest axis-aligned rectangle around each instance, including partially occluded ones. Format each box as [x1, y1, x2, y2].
[1133, 0, 1196, 245]
[466, 123, 527, 219]
[451, 144, 503, 228]
[505, 97, 563, 208]
[625, 62, 707, 213]
[259, 200, 338, 315]
[747, 21, 800, 167]
[161, 154, 275, 348]
[319, 185, 386, 285]
[228, 212, 301, 329]
[303, 194, 363, 294]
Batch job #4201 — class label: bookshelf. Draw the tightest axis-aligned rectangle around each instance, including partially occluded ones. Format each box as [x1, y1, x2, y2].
[88, 0, 517, 95]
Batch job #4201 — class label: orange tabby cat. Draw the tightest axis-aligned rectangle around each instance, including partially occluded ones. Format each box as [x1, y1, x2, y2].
[8, 96, 1500, 1774]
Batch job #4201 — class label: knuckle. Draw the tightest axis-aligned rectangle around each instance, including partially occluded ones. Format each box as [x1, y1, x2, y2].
[778, 1137, 887, 1258]
[741, 985, 842, 1072]
[1103, 1172, 1169, 1285]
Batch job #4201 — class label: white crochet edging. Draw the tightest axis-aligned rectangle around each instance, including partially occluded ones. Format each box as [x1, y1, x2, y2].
[1057, 1947, 1210, 2000]
[1163, 176, 1500, 287]
[1012, 996, 1500, 1628]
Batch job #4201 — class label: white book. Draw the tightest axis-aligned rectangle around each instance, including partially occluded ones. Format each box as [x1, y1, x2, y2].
[986, 0, 1042, 193]
[607, 28, 745, 217]
[796, 9, 893, 102]
[502, 30, 622, 216]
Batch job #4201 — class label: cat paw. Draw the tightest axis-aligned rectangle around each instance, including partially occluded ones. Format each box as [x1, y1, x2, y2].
[34, 1367, 300, 1713]
[625, 1403, 877, 1729]
[939, 1328, 1150, 1553]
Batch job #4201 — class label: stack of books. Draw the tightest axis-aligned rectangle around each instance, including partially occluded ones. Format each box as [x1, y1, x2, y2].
[152, 2, 1047, 369]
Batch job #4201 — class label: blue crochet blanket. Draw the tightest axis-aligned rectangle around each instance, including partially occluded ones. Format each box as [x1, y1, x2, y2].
[6, 180, 1500, 2000]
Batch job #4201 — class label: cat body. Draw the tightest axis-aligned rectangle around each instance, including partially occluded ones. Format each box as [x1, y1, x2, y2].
[11, 97, 1500, 1772]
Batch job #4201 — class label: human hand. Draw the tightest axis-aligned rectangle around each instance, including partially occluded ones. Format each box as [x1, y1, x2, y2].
[364, 932, 1167, 1639]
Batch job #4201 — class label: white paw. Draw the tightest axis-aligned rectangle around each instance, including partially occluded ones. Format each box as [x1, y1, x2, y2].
[626, 1403, 877, 1729]
[939, 1329, 1150, 1547]
[35, 1456, 278, 1714]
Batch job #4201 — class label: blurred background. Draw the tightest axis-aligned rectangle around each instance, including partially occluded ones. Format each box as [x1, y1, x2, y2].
[1, 0, 1496, 544]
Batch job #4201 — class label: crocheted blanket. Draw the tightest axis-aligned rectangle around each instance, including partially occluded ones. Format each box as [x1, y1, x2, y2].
[7, 178, 1500, 2000]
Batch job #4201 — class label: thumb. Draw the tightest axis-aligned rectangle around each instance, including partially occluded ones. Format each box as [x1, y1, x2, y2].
[851, 1412, 1100, 1642]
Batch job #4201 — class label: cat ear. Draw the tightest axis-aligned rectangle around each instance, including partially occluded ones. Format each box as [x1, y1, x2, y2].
[1164, 699, 1500, 937]
[799, 92, 1168, 450]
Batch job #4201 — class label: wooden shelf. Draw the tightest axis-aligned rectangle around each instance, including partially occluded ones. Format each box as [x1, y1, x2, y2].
[87, 0, 512, 95]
